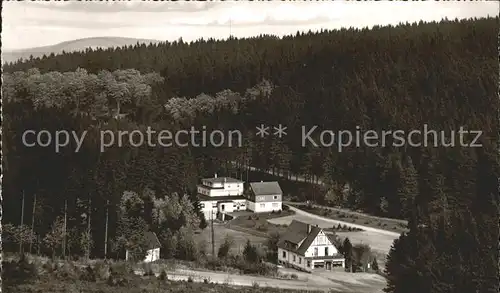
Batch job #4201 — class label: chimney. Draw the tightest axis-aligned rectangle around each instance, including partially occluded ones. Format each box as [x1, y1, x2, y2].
[214, 173, 217, 178]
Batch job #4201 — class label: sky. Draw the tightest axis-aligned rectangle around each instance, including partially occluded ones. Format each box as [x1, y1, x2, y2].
[2, 0, 498, 50]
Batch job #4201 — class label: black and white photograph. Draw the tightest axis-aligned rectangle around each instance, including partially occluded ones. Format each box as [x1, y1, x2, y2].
[1, 1, 498, 293]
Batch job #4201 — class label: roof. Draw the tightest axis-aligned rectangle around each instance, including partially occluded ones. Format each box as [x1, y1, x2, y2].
[250, 181, 283, 196]
[197, 184, 224, 190]
[144, 232, 161, 250]
[277, 220, 323, 255]
[203, 177, 243, 184]
[197, 194, 246, 202]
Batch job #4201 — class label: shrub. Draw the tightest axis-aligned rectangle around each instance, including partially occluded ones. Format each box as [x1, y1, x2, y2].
[371, 258, 379, 272]
[93, 260, 110, 280]
[243, 239, 260, 263]
[80, 265, 97, 282]
[217, 235, 234, 259]
[3, 257, 38, 288]
[291, 273, 298, 279]
[187, 276, 194, 282]
[158, 269, 168, 281]
[142, 263, 154, 276]
[53, 261, 81, 280]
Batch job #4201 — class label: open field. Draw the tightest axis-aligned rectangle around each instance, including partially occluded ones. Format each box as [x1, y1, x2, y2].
[194, 222, 268, 256]
[226, 210, 362, 239]
[226, 210, 295, 237]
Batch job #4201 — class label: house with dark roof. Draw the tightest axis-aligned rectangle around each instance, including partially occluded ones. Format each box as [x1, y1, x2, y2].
[197, 174, 247, 221]
[246, 181, 283, 213]
[277, 220, 345, 272]
[126, 231, 161, 263]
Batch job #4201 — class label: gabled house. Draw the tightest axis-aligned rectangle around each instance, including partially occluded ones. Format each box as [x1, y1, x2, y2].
[246, 181, 283, 213]
[277, 220, 345, 272]
[126, 231, 161, 263]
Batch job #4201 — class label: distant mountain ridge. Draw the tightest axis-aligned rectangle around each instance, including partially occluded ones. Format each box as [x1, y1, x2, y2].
[2, 37, 161, 64]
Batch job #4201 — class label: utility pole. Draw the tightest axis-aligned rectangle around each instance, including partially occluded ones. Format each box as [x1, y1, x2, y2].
[211, 212, 215, 256]
[29, 193, 36, 254]
[86, 197, 92, 260]
[63, 199, 68, 259]
[20, 190, 25, 254]
[104, 200, 109, 259]
[246, 157, 249, 183]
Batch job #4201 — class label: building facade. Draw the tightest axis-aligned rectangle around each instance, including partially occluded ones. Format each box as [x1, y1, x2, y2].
[246, 181, 283, 213]
[197, 175, 284, 220]
[198, 174, 246, 220]
[277, 220, 345, 272]
[197, 174, 244, 197]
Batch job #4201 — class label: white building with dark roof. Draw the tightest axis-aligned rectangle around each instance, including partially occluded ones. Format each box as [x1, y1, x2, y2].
[277, 220, 345, 272]
[246, 181, 283, 213]
[197, 175, 284, 220]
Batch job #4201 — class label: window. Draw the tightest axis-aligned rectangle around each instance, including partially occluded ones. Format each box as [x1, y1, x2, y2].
[307, 261, 311, 267]
[282, 251, 286, 258]
[273, 195, 278, 200]
[272, 203, 279, 207]
[299, 257, 302, 264]
[325, 247, 329, 256]
[212, 203, 217, 208]
[260, 204, 265, 208]
[314, 247, 318, 257]
[200, 203, 205, 208]
[293, 255, 296, 262]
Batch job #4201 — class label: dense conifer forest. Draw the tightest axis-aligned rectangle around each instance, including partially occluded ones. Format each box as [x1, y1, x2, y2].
[2, 17, 499, 293]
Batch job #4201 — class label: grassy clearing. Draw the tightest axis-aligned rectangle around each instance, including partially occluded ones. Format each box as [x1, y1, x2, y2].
[227, 210, 294, 237]
[227, 209, 363, 240]
[290, 204, 408, 234]
[194, 222, 268, 256]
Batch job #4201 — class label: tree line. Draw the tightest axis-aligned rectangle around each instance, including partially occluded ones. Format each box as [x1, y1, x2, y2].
[2, 16, 498, 293]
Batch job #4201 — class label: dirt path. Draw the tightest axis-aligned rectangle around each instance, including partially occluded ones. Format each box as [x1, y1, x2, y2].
[283, 206, 400, 237]
[134, 267, 386, 293]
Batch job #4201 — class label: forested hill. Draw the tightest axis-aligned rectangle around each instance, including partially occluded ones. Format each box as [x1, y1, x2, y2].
[4, 18, 497, 98]
[3, 17, 499, 293]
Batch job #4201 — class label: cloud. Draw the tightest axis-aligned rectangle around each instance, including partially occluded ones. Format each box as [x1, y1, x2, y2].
[2, 1, 497, 50]
[26, 0, 222, 13]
